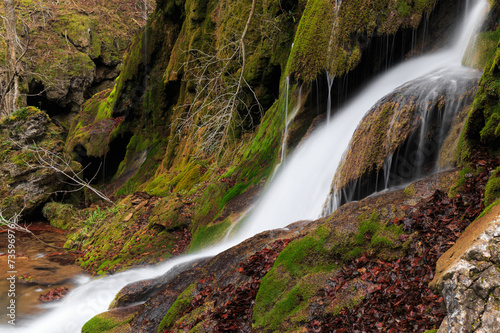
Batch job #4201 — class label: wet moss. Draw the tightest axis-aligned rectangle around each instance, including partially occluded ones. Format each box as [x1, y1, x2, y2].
[464, 17, 500, 70]
[287, 0, 437, 82]
[485, 166, 500, 206]
[189, 219, 231, 252]
[286, 0, 335, 81]
[42, 202, 82, 230]
[157, 283, 196, 332]
[82, 311, 134, 333]
[462, 34, 500, 155]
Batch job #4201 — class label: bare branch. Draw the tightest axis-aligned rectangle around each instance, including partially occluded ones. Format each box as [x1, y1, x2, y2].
[174, 0, 263, 159]
[0, 208, 66, 250]
[10, 140, 113, 204]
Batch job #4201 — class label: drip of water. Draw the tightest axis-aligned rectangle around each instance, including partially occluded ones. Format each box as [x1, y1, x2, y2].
[4, 1, 487, 332]
[281, 77, 290, 163]
[280, 80, 302, 163]
[326, 71, 335, 123]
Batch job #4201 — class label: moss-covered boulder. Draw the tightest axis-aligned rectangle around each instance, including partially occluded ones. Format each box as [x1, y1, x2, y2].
[0, 107, 68, 217]
[329, 66, 480, 207]
[42, 202, 81, 230]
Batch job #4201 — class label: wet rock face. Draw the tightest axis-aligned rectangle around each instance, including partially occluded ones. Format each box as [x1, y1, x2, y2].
[325, 66, 480, 212]
[0, 107, 68, 217]
[431, 205, 500, 333]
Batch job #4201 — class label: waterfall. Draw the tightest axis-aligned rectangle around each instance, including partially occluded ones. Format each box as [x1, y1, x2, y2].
[2, 1, 487, 332]
[325, 66, 480, 212]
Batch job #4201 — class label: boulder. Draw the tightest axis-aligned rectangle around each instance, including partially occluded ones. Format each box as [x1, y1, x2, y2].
[327, 66, 480, 210]
[0, 107, 69, 217]
[430, 204, 500, 333]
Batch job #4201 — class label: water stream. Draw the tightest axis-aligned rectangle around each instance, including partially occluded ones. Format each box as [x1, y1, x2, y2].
[3, 1, 487, 331]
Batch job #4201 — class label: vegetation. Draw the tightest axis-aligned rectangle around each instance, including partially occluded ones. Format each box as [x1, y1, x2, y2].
[3, 0, 500, 331]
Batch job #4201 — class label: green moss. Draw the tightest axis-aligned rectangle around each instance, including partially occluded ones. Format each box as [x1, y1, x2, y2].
[192, 182, 229, 228]
[476, 197, 500, 220]
[274, 234, 333, 278]
[157, 283, 196, 332]
[287, 0, 437, 82]
[148, 196, 190, 231]
[464, 17, 500, 70]
[462, 35, 500, 154]
[485, 166, 500, 206]
[403, 183, 416, 197]
[82, 311, 134, 333]
[449, 166, 476, 197]
[218, 183, 247, 210]
[330, 211, 407, 263]
[254, 280, 315, 330]
[189, 219, 231, 252]
[175, 164, 203, 192]
[286, 0, 335, 81]
[42, 202, 81, 230]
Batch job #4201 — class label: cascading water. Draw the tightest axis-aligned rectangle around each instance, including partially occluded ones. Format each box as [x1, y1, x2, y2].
[3, 1, 487, 332]
[326, 72, 335, 123]
[324, 66, 481, 212]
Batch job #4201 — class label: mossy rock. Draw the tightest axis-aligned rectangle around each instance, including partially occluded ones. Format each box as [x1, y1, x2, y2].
[42, 202, 81, 230]
[148, 196, 190, 231]
[0, 107, 67, 217]
[286, 0, 439, 82]
[0, 0, 148, 114]
[462, 23, 500, 156]
[82, 308, 135, 333]
[485, 166, 500, 206]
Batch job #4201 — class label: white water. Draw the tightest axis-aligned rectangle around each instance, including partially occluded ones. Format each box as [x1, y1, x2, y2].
[3, 1, 487, 332]
[326, 72, 335, 123]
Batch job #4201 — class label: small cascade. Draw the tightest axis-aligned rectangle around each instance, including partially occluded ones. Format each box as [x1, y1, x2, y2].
[280, 78, 303, 163]
[281, 77, 290, 163]
[324, 64, 481, 214]
[326, 72, 335, 123]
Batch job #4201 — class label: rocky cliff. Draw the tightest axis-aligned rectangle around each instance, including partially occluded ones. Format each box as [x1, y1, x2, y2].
[0, 0, 151, 123]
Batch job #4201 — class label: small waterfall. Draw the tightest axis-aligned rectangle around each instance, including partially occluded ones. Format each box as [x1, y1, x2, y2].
[325, 66, 480, 213]
[3, 1, 488, 332]
[280, 79, 302, 163]
[322, 0, 487, 215]
[281, 77, 290, 163]
[326, 72, 335, 123]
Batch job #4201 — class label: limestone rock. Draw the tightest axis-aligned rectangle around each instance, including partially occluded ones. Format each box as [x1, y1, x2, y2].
[326, 67, 480, 210]
[430, 204, 500, 333]
[0, 107, 67, 217]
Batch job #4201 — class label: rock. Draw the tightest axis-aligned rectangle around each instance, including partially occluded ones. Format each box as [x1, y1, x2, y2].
[6, 0, 151, 120]
[99, 225, 306, 333]
[430, 204, 500, 333]
[0, 107, 69, 217]
[327, 67, 480, 210]
[109, 259, 209, 309]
